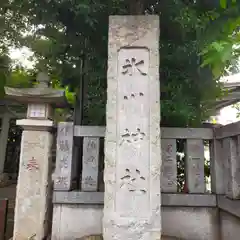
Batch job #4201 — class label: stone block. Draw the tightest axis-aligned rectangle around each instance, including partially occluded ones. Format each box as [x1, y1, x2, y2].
[161, 139, 177, 192]
[185, 139, 205, 193]
[13, 130, 53, 239]
[81, 137, 100, 191]
[104, 15, 161, 240]
[222, 137, 240, 199]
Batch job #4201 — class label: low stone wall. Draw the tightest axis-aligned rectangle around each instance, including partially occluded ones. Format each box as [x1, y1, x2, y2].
[51, 205, 103, 240]
[76, 235, 182, 240]
[162, 207, 220, 240]
[51, 193, 240, 240]
[51, 205, 219, 240]
[220, 210, 240, 240]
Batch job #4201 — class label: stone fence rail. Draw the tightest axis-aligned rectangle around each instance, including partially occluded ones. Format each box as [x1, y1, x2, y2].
[51, 122, 240, 240]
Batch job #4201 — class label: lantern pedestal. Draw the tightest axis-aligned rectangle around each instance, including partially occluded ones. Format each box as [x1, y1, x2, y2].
[4, 72, 67, 239]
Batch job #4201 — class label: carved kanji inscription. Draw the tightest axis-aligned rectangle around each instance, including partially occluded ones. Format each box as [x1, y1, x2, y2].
[55, 176, 68, 187]
[161, 139, 177, 192]
[186, 139, 205, 193]
[120, 128, 146, 145]
[81, 137, 100, 191]
[121, 58, 147, 76]
[54, 122, 73, 191]
[59, 124, 71, 136]
[116, 47, 151, 216]
[83, 176, 97, 187]
[87, 140, 97, 152]
[123, 92, 144, 100]
[59, 156, 68, 169]
[120, 168, 146, 194]
[105, 17, 161, 238]
[26, 157, 39, 171]
[59, 140, 69, 152]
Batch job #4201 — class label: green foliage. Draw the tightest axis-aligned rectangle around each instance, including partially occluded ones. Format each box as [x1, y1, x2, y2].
[51, 78, 75, 105]
[1, 0, 237, 126]
[201, 0, 240, 78]
[0, 65, 35, 99]
[6, 68, 32, 88]
[232, 103, 240, 119]
[220, 0, 237, 9]
[49, 77, 76, 121]
[0, 50, 10, 98]
[0, 44, 34, 98]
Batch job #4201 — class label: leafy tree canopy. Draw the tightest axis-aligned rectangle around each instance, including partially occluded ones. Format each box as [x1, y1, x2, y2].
[0, 0, 239, 126]
[201, 0, 240, 78]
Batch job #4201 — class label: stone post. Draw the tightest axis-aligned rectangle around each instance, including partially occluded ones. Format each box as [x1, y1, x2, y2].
[222, 137, 240, 199]
[0, 112, 10, 174]
[104, 16, 161, 240]
[5, 72, 67, 239]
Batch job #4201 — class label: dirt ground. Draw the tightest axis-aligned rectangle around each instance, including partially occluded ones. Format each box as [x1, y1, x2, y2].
[0, 184, 16, 239]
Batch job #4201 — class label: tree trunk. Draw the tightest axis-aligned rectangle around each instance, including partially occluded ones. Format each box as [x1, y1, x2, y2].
[128, 0, 145, 15]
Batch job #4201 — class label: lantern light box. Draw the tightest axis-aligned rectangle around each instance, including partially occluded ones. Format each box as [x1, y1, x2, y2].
[27, 103, 53, 119]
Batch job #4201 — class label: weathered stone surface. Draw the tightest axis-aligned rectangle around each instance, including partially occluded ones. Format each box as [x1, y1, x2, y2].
[51, 204, 103, 240]
[161, 139, 177, 192]
[222, 137, 240, 199]
[81, 137, 100, 191]
[51, 203, 221, 240]
[7, 72, 65, 240]
[13, 129, 53, 239]
[4, 72, 67, 107]
[104, 15, 161, 239]
[162, 207, 220, 240]
[76, 234, 183, 240]
[220, 210, 240, 240]
[54, 122, 74, 191]
[210, 139, 225, 194]
[185, 139, 205, 193]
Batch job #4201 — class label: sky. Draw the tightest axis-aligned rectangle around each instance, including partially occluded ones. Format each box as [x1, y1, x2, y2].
[217, 73, 240, 125]
[9, 47, 240, 125]
[9, 46, 35, 69]
[218, 106, 238, 125]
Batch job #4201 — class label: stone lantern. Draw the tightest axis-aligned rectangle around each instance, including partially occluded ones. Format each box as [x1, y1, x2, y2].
[5, 72, 66, 121]
[4, 72, 67, 240]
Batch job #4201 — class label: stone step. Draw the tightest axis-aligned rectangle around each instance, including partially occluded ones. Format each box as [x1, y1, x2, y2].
[74, 235, 182, 240]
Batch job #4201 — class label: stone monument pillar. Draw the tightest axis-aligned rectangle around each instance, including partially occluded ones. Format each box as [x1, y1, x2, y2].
[104, 16, 161, 239]
[5, 72, 66, 240]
